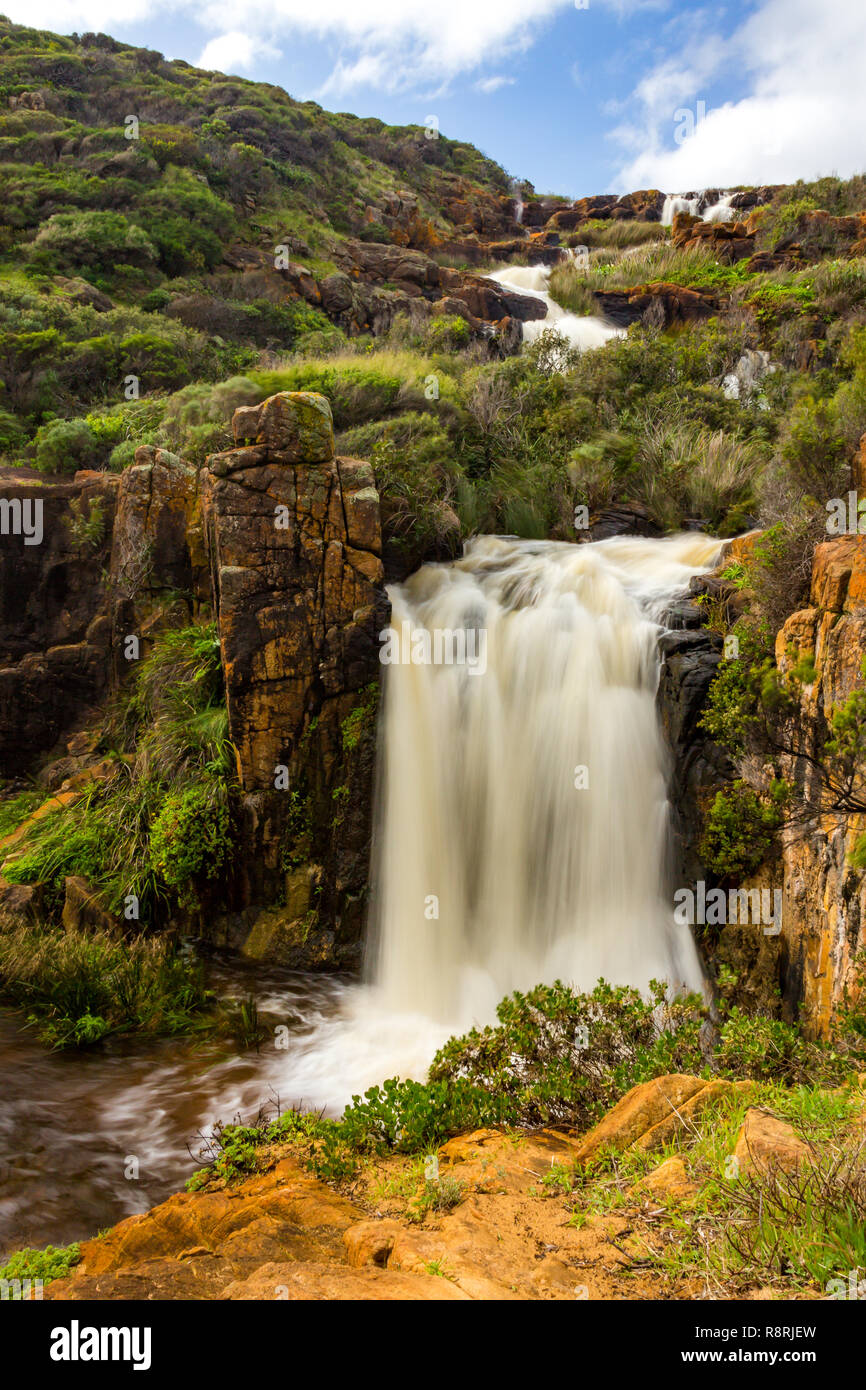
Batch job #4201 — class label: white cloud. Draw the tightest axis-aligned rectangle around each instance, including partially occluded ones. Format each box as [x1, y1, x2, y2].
[475, 75, 516, 94]
[612, 0, 866, 190]
[197, 32, 279, 74]
[194, 0, 569, 94]
[3, 0, 623, 95]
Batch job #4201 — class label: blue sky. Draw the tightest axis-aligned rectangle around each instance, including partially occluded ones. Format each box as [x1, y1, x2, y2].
[10, 0, 865, 197]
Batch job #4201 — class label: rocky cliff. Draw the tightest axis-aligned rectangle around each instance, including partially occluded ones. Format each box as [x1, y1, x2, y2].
[657, 525, 866, 1039]
[0, 392, 388, 968]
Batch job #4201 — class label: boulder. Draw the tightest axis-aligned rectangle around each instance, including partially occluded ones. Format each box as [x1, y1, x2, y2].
[228, 391, 334, 460]
[61, 875, 117, 935]
[732, 1109, 809, 1176]
[632, 1156, 698, 1202]
[573, 1075, 709, 1163]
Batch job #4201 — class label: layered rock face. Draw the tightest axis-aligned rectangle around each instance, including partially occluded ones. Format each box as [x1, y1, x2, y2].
[768, 535, 866, 1034]
[658, 528, 866, 1037]
[0, 394, 388, 969]
[0, 471, 118, 774]
[200, 392, 389, 967]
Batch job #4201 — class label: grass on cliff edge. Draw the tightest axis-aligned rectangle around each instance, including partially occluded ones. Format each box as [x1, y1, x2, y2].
[0, 913, 211, 1049]
[0, 623, 236, 927]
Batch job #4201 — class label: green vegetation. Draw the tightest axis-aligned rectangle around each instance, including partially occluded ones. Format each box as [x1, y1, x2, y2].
[700, 779, 788, 878]
[187, 978, 863, 1192]
[0, 18, 510, 467]
[1, 623, 236, 923]
[0, 1242, 81, 1293]
[0, 915, 209, 1047]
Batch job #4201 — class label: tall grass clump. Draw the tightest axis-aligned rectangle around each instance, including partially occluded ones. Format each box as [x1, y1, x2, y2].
[0, 913, 209, 1048]
[1, 623, 235, 924]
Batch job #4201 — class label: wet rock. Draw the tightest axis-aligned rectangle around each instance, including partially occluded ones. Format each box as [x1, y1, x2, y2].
[582, 503, 661, 542]
[656, 625, 731, 882]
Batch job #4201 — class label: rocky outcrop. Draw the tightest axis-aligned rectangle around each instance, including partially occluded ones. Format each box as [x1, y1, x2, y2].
[761, 535, 866, 1035]
[200, 391, 389, 967]
[573, 1075, 750, 1164]
[43, 1113, 707, 1302]
[0, 394, 388, 970]
[671, 210, 755, 262]
[596, 281, 720, 329]
[657, 607, 729, 883]
[47, 1072, 859, 1302]
[0, 471, 118, 774]
[658, 525, 866, 1037]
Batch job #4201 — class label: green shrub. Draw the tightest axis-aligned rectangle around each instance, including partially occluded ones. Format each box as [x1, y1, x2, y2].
[780, 394, 848, 497]
[0, 789, 42, 839]
[149, 785, 232, 911]
[33, 417, 100, 474]
[700, 780, 787, 878]
[716, 1009, 853, 1085]
[429, 979, 705, 1130]
[0, 407, 26, 455]
[29, 210, 157, 277]
[0, 1243, 81, 1294]
[426, 314, 470, 350]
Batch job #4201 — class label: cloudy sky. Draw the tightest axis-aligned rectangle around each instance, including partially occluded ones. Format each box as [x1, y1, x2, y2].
[8, 0, 865, 197]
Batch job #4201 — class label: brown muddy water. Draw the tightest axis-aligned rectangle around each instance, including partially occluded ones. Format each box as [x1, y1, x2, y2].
[0, 957, 351, 1258]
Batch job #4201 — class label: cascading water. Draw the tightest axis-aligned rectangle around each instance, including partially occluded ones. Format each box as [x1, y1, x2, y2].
[0, 532, 726, 1251]
[661, 191, 737, 225]
[369, 534, 719, 1023]
[270, 531, 724, 1110]
[486, 262, 624, 351]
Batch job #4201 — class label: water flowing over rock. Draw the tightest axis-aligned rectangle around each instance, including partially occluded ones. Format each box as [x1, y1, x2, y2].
[369, 534, 722, 1028]
[485, 263, 624, 351]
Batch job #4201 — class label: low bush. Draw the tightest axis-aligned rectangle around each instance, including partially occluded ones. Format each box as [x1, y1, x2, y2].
[0, 1243, 81, 1294]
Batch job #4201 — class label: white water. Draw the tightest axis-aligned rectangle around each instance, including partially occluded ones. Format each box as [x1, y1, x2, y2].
[485, 262, 624, 351]
[661, 191, 737, 226]
[702, 193, 737, 223]
[269, 532, 724, 1112]
[0, 532, 730, 1248]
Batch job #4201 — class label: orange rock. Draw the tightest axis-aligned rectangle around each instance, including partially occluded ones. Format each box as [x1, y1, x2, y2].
[573, 1075, 708, 1164]
[343, 1219, 402, 1268]
[632, 1156, 698, 1202]
[732, 1109, 809, 1176]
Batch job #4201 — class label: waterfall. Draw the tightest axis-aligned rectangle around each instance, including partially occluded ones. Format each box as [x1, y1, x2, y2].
[486, 262, 624, 351]
[273, 532, 723, 1112]
[702, 192, 737, 223]
[661, 193, 703, 225]
[369, 533, 719, 1023]
[661, 191, 737, 225]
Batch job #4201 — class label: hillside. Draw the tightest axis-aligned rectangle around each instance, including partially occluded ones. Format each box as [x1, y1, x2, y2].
[1, 16, 866, 1311]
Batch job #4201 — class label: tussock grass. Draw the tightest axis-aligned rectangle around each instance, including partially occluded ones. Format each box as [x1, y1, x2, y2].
[571, 219, 668, 250]
[0, 913, 209, 1048]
